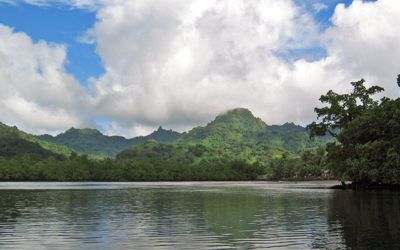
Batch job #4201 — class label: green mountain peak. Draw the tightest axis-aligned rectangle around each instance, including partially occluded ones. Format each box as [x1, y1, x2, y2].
[212, 108, 266, 130]
[179, 107, 266, 144]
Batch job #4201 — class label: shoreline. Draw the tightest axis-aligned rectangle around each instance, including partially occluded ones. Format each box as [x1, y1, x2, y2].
[0, 180, 398, 190]
[330, 182, 400, 190]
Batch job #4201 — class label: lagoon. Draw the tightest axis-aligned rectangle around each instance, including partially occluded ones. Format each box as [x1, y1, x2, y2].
[0, 181, 398, 249]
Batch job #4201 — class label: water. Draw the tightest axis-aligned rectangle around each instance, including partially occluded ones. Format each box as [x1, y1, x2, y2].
[0, 181, 398, 249]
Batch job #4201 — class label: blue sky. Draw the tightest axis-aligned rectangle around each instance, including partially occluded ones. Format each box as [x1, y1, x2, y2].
[0, 2, 103, 85]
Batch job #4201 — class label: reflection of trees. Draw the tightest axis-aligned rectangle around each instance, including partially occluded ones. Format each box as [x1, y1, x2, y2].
[199, 189, 261, 239]
[0, 191, 23, 224]
[328, 191, 400, 249]
[132, 188, 263, 247]
[0, 188, 291, 248]
[195, 189, 343, 248]
[5, 187, 398, 249]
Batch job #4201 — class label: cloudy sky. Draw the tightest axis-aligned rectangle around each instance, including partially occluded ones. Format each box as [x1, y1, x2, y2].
[0, 0, 399, 137]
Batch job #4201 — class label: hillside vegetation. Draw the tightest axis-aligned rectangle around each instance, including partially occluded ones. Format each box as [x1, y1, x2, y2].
[309, 79, 400, 188]
[37, 126, 182, 157]
[119, 108, 329, 166]
[0, 123, 72, 156]
[0, 107, 331, 181]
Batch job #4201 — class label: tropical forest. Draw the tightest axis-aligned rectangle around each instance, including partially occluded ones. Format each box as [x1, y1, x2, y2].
[0, 79, 398, 188]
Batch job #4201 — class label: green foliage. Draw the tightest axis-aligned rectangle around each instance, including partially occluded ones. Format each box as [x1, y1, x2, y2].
[0, 136, 61, 159]
[37, 126, 182, 157]
[38, 127, 131, 157]
[328, 98, 400, 184]
[0, 155, 265, 182]
[264, 147, 329, 180]
[0, 122, 72, 156]
[179, 108, 265, 145]
[178, 108, 328, 165]
[308, 79, 384, 137]
[309, 79, 400, 185]
[0, 107, 330, 181]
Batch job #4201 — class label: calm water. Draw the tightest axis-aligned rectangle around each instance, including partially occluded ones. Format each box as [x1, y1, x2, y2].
[0, 181, 399, 250]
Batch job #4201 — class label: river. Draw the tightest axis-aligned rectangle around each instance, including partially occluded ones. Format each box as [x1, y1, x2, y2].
[0, 181, 398, 249]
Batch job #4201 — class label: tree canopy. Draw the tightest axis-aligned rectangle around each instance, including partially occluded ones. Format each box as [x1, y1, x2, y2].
[309, 78, 400, 186]
[308, 79, 384, 137]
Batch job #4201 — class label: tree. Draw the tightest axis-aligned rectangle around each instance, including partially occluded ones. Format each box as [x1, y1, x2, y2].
[335, 98, 400, 185]
[309, 78, 400, 186]
[308, 79, 384, 137]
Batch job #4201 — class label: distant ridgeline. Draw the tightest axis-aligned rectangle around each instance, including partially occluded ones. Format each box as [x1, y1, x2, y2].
[0, 108, 331, 181]
[37, 126, 182, 157]
[29, 108, 328, 162]
[118, 108, 329, 165]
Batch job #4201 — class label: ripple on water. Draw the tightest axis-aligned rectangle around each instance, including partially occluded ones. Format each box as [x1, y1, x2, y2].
[0, 181, 398, 249]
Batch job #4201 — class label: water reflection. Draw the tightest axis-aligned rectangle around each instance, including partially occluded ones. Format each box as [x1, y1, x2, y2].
[328, 190, 400, 249]
[0, 182, 398, 249]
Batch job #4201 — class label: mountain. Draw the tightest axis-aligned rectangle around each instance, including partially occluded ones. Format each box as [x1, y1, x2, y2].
[118, 108, 329, 164]
[1, 108, 328, 162]
[37, 128, 131, 157]
[179, 108, 266, 144]
[134, 126, 182, 144]
[0, 136, 59, 158]
[179, 108, 326, 154]
[0, 122, 72, 156]
[37, 126, 182, 157]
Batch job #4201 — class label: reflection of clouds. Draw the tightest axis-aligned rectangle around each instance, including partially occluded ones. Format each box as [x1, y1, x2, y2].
[0, 182, 361, 249]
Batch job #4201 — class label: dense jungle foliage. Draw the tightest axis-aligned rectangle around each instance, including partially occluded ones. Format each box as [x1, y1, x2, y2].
[309, 79, 400, 186]
[0, 108, 329, 181]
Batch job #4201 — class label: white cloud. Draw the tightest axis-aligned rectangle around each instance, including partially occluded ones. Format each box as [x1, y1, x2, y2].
[313, 3, 328, 12]
[1, 0, 400, 137]
[82, 0, 400, 135]
[87, 0, 324, 133]
[103, 121, 154, 138]
[0, 24, 90, 134]
[323, 0, 400, 97]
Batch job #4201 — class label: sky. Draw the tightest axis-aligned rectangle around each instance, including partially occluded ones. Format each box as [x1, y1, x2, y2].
[0, 0, 399, 137]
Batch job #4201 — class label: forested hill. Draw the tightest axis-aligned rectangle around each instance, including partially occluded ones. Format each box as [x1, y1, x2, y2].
[1, 108, 327, 160]
[179, 108, 327, 155]
[0, 122, 72, 156]
[179, 108, 266, 143]
[118, 108, 329, 165]
[37, 126, 182, 157]
[0, 108, 330, 181]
